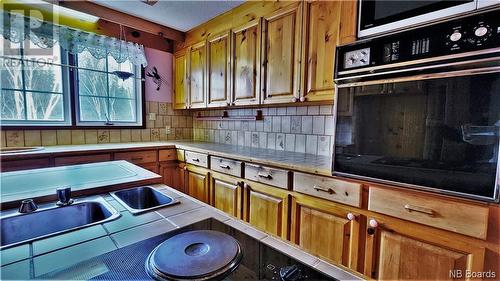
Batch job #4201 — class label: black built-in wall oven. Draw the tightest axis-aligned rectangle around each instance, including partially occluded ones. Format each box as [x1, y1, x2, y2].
[333, 8, 500, 202]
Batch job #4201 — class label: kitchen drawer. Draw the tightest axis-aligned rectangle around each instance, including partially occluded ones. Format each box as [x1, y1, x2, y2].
[1, 158, 50, 172]
[368, 186, 489, 239]
[293, 172, 362, 207]
[114, 150, 157, 164]
[159, 149, 177, 161]
[210, 156, 242, 177]
[54, 153, 111, 166]
[245, 164, 289, 189]
[185, 151, 209, 168]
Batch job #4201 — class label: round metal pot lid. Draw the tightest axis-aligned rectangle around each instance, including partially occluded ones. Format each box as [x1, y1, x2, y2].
[146, 230, 242, 280]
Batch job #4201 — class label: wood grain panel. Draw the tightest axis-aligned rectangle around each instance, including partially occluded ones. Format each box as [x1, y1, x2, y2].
[188, 41, 207, 108]
[207, 32, 231, 107]
[114, 150, 157, 164]
[1, 158, 50, 172]
[212, 176, 241, 218]
[301, 0, 341, 102]
[368, 186, 489, 239]
[261, 3, 302, 104]
[377, 231, 467, 280]
[54, 154, 111, 166]
[173, 50, 188, 109]
[231, 19, 261, 106]
[187, 168, 209, 203]
[159, 149, 177, 161]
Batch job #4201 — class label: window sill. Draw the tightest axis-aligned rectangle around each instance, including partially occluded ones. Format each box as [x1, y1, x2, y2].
[0, 125, 146, 130]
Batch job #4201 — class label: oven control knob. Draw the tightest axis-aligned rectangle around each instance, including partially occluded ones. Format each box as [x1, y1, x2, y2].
[449, 31, 462, 42]
[279, 265, 303, 281]
[474, 26, 488, 37]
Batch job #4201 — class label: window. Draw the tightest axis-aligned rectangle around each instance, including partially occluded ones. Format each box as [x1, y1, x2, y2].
[0, 36, 143, 128]
[75, 50, 143, 126]
[0, 36, 70, 126]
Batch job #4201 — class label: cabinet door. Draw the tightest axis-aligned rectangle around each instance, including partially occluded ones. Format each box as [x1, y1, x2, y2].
[173, 49, 188, 109]
[365, 216, 485, 280]
[160, 162, 184, 192]
[210, 172, 242, 218]
[207, 32, 231, 108]
[300, 1, 341, 102]
[188, 41, 207, 109]
[187, 166, 210, 203]
[231, 19, 261, 106]
[290, 194, 360, 271]
[261, 3, 302, 104]
[173, 163, 186, 193]
[243, 181, 289, 239]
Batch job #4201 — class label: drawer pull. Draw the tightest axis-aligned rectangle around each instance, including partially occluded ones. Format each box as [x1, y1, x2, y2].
[257, 173, 272, 179]
[404, 204, 435, 216]
[131, 157, 143, 161]
[191, 158, 200, 162]
[219, 163, 231, 169]
[347, 213, 356, 221]
[313, 185, 335, 195]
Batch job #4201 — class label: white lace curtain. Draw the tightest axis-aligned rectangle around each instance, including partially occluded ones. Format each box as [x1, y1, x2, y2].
[1, 12, 148, 67]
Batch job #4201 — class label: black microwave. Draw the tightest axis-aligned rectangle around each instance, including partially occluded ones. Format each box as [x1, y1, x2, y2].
[358, 0, 499, 38]
[335, 9, 500, 202]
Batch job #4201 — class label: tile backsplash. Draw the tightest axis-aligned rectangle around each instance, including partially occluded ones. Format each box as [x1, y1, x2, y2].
[1, 102, 193, 147]
[193, 105, 335, 156]
[1, 102, 334, 156]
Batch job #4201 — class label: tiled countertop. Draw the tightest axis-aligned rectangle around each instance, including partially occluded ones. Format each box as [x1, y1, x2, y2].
[1, 141, 333, 176]
[0, 184, 362, 280]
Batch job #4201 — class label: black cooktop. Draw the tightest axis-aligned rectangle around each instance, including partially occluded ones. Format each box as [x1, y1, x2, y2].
[37, 218, 337, 281]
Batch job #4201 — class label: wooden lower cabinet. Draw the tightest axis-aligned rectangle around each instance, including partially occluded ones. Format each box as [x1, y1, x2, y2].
[186, 165, 210, 204]
[290, 194, 361, 271]
[364, 215, 485, 280]
[242, 181, 289, 239]
[160, 162, 185, 193]
[210, 172, 242, 218]
[1, 157, 50, 172]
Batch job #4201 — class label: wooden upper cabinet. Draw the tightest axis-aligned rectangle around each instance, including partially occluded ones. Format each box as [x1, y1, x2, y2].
[290, 194, 360, 271]
[364, 216, 485, 280]
[173, 49, 188, 109]
[261, 3, 302, 104]
[300, 0, 341, 102]
[188, 41, 207, 109]
[207, 32, 231, 107]
[231, 19, 261, 106]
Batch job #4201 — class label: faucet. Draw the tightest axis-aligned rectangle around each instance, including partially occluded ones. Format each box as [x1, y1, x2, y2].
[18, 199, 38, 213]
[56, 186, 74, 206]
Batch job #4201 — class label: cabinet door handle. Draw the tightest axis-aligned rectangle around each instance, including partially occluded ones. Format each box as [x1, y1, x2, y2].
[191, 158, 200, 162]
[219, 163, 231, 169]
[404, 204, 434, 216]
[313, 185, 335, 194]
[257, 173, 272, 179]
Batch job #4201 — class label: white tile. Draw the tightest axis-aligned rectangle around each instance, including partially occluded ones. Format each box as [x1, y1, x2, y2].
[317, 135, 331, 156]
[325, 116, 335, 136]
[285, 134, 295, 152]
[238, 131, 245, 146]
[313, 116, 325, 135]
[306, 135, 318, 154]
[231, 131, 238, 145]
[259, 132, 267, 148]
[319, 105, 333, 115]
[264, 118, 273, 132]
[297, 106, 308, 115]
[308, 105, 320, 115]
[276, 133, 285, 151]
[251, 132, 259, 148]
[291, 116, 302, 133]
[256, 120, 264, 131]
[301, 116, 313, 134]
[277, 107, 287, 115]
[281, 116, 291, 133]
[295, 135, 306, 153]
[267, 133, 276, 149]
[244, 132, 251, 147]
[268, 107, 277, 115]
[286, 106, 297, 115]
[272, 116, 281, 132]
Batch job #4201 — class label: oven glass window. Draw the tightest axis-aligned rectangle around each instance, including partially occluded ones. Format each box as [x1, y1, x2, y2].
[334, 73, 500, 199]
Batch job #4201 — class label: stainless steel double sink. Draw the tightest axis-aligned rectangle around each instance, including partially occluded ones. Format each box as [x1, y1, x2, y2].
[0, 186, 178, 249]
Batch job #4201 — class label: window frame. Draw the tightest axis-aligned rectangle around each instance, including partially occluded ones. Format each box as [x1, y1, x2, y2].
[1, 43, 72, 127]
[73, 53, 144, 128]
[1, 48, 146, 130]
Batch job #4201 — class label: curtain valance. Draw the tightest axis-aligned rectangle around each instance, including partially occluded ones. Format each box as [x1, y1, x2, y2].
[1, 12, 148, 67]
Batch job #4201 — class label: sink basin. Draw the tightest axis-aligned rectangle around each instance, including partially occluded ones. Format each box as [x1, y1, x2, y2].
[0, 197, 120, 249]
[0, 146, 44, 155]
[110, 186, 179, 215]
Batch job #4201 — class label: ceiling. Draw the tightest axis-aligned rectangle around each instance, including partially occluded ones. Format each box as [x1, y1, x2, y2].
[91, 0, 244, 32]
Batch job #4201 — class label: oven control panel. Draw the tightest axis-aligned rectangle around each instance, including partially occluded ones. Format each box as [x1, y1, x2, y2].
[337, 8, 500, 73]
